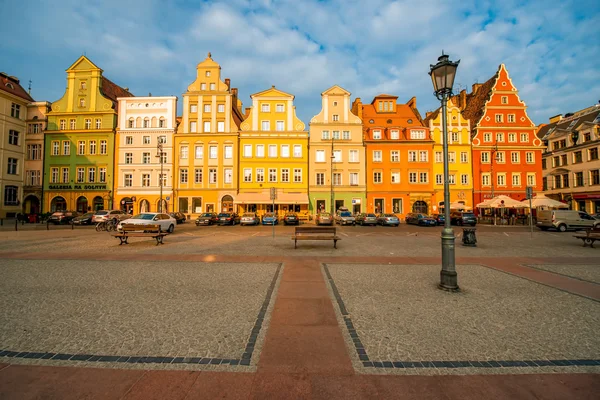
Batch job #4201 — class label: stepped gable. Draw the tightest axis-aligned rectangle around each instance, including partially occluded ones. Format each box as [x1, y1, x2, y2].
[101, 76, 134, 111]
[0, 72, 34, 102]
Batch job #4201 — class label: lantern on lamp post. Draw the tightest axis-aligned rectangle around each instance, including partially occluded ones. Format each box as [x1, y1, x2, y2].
[429, 52, 460, 292]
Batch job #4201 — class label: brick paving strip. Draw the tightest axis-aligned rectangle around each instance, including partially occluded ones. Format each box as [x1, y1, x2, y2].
[0, 253, 598, 398]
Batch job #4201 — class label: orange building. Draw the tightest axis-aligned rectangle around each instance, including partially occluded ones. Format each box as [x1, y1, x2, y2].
[458, 64, 544, 210]
[352, 95, 433, 218]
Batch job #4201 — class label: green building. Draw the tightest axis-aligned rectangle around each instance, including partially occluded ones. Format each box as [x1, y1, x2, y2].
[44, 56, 133, 212]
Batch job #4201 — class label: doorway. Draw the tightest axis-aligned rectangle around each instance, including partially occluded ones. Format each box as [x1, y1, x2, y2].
[206, 203, 215, 213]
[51, 196, 67, 212]
[412, 200, 428, 214]
[335, 200, 344, 213]
[139, 199, 150, 213]
[76, 196, 88, 213]
[316, 200, 326, 214]
[352, 203, 361, 215]
[221, 195, 234, 212]
[23, 195, 40, 214]
[93, 196, 104, 211]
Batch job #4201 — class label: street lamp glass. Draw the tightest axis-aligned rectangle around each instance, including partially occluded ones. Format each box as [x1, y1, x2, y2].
[429, 54, 460, 93]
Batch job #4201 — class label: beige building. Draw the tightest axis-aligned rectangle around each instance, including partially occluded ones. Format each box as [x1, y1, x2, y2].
[309, 85, 365, 215]
[0, 72, 34, 219]
[115, 96, 178, 214]
[538, 105, 600, 214]
[175, 53, 244, 216]
[24, 101, 51, 215]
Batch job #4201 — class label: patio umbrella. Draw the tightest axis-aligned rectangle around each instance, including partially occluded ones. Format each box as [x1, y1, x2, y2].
[487, 195, 530, 208]
[521, 194, 568, 209]
[476, 200, 491, 208]
[449, 202, 471, 210]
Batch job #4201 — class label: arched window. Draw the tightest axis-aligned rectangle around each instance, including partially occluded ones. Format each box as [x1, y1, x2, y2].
[51, 196, 67, 212]
[412, 201, 428, 214]
[139, 199, 150, 213]
[93, 196, 104, 211]
[159, 117, 166, 128]
[76, 196, 88, 213]
[151, 117, 157, 127]
[143, 118, 150, 128]
[79, 98, 85, 107]
[128, 118, 134, 128]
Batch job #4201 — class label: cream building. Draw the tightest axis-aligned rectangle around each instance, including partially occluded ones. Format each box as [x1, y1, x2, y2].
[24, 101, 51, 215]
[538, 105, 600, 214]
[309, 85, 365, 215]
[0, 72, 33, 219]
[115, 96, 177, 214]
[175, 53, 244, 216]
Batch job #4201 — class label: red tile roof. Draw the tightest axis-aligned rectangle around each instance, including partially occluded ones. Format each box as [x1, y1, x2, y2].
[100, 77, 134, 111]
[461, 72, 498, 125]
[0, 72, 34, 102]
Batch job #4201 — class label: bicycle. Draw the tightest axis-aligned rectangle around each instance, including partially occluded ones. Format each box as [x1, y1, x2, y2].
[95, 219, 117, 232]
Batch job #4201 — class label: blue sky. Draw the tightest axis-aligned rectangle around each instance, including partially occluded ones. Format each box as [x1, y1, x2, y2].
[2, 0, 599, 125]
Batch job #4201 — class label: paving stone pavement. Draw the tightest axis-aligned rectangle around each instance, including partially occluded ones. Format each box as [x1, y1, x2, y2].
[0, 228, 599, 398]
[324, 263, 600, 375]
[522, 264, 600, 284]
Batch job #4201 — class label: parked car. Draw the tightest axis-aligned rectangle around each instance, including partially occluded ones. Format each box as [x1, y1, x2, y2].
[431, 214, 445, 226]
[217, 212, 240, 225]
[450, 212, 477, 226]
[48, 211, 79, 225]
[283, 213, 300, 225]
[195, 212, 219, 226]
[335, 209, 356, 226]
[116, 212, 176, 233]
[315, 212, 333, 226]
[93, 210, 129, 224]
[262, 213, 278, 225]
[71, 212, 95, 225]
[355, 213, 378, 226]
[377, 213, 400, 227]
[169, 212, 187, 224]
[240, 212, 260, 226]
[536, 210, 600, 232]
[405, 213, 437, 226]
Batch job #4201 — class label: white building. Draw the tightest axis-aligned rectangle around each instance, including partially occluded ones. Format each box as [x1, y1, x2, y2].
[114, 96, 178, 214]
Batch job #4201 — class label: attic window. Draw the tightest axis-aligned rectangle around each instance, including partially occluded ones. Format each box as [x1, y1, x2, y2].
[79, 98, 85, 107]
[333, 101, 338, 106]
[369, 119, 374, 124]
[5, 82, 14, 89]
[80, 81, 86, 89]
[206, 71, 211, 77]
[593, 114, 600, 124]
[567, 119, 579, 130]
[407, 119, 413, 124]
[387, 119, 392, 124]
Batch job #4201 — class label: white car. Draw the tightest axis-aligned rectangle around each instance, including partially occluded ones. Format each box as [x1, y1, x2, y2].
[116, 213, 177, 233]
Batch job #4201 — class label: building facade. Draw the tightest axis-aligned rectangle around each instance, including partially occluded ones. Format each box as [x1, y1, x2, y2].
[24, 101, 51, 214]
[537, 105, 600, 214]
[237, 86, 308, 216]
[174, 53, 244, 217]
[0, 72, 34, 219]
[114, 96, 177, 214]
[308, 85, 365, 215]
[425, 97, 473, 211]
[44, 56, 133, 213]
[354, 95, 433, 218]
[462, 64, 543, 209]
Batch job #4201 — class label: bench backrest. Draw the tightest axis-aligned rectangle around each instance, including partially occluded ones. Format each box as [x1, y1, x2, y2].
[295, 226, 336, 234]
[588, 225, 600, 233]
[121, 223, 161, 232]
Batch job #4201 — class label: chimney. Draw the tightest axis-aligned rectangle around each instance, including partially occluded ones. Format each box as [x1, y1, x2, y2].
[472, 83, 482, 94]
[232, 87, 238, 97]
[244, 107, 252, 118]
[549, 114, 563, 124]
[459, 89, 467, 110]
[351, 98, 363, 120]
[425, 111, 433, 118]
[407, 96, 417, 108]
[225, 78, 230, 90]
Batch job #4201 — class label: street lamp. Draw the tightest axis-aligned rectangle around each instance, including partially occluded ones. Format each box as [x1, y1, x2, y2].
[156, 140, 164, 213]
[429, 52, 460, 292]
[490, 143, 500, 225]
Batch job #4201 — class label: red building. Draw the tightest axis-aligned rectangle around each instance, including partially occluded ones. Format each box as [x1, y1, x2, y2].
[457, 64, 544, 211]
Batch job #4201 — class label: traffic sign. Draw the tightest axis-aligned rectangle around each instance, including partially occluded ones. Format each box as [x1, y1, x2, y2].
[270, 187, 277, 200]
[526, 186, 533, 199]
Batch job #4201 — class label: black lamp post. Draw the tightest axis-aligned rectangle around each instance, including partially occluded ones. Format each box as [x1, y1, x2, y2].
[429, 52, 460, 292]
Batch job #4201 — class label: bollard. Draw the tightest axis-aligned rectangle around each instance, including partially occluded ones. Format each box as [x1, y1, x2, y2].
[462, 227, 477, 247]
[72, 221, 74, 230]
[15, 218, 18, 231]
[46, 221, 49, 230]
[1, 218, 3, 226]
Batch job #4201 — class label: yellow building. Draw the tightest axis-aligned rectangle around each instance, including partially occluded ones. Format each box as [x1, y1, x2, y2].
[174, 53, 244, 216]
[425, 97, 473, 212]
[237, 86, 308, 217]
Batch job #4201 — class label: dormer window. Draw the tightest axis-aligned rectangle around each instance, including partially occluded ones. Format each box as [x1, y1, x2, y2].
[410, 130, 426, 140]
[383, 102, 389, 111]
[206, 71, 211, 77]
[79, 98, 85, 107]
[373, 130, 381, 140]
[80, 81, 86, 89]
[333, 101, 338, 106]
[390, 130, 399, 139]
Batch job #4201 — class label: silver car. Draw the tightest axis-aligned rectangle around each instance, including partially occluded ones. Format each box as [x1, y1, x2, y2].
[93, 210, 129, 223]
[240, 212, 260, 226]
[335, 210, 356, 226]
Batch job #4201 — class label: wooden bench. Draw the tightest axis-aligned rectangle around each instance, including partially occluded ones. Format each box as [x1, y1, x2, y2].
[573, 225, 600, 248]
[111, 224, 168, 246]
[291, 226, 341, 249]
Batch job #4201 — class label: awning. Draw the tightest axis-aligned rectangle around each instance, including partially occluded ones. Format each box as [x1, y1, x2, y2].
[233, 192, 309, 205]
[274, 192, 309, 204]
[572, 193, 600, 200]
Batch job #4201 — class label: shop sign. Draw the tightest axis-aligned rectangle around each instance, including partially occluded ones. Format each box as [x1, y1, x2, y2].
[48, 184, 107, 190]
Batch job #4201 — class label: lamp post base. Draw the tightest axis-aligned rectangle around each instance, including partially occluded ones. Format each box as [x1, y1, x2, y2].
[439, 270, 460, 292]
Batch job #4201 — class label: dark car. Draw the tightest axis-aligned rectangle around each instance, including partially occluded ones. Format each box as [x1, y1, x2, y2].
[283, 213, 300, 225]
[405, 213, 436, 226]
[377, 213, 400, 227]
[262, 213, 278, 225]
[169, 212, 187, 224]
[48, 211, 79, 225]
[355, 213, 378, 226]
[71, 212, 95, 225]
[450, 212, 477, 226]
[195, 212, 219, 226]
[217, 212, 240, 225]
[432, 214, 445, 225]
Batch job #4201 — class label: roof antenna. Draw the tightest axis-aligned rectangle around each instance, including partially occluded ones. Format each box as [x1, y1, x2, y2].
[28, 80, 32, 95]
